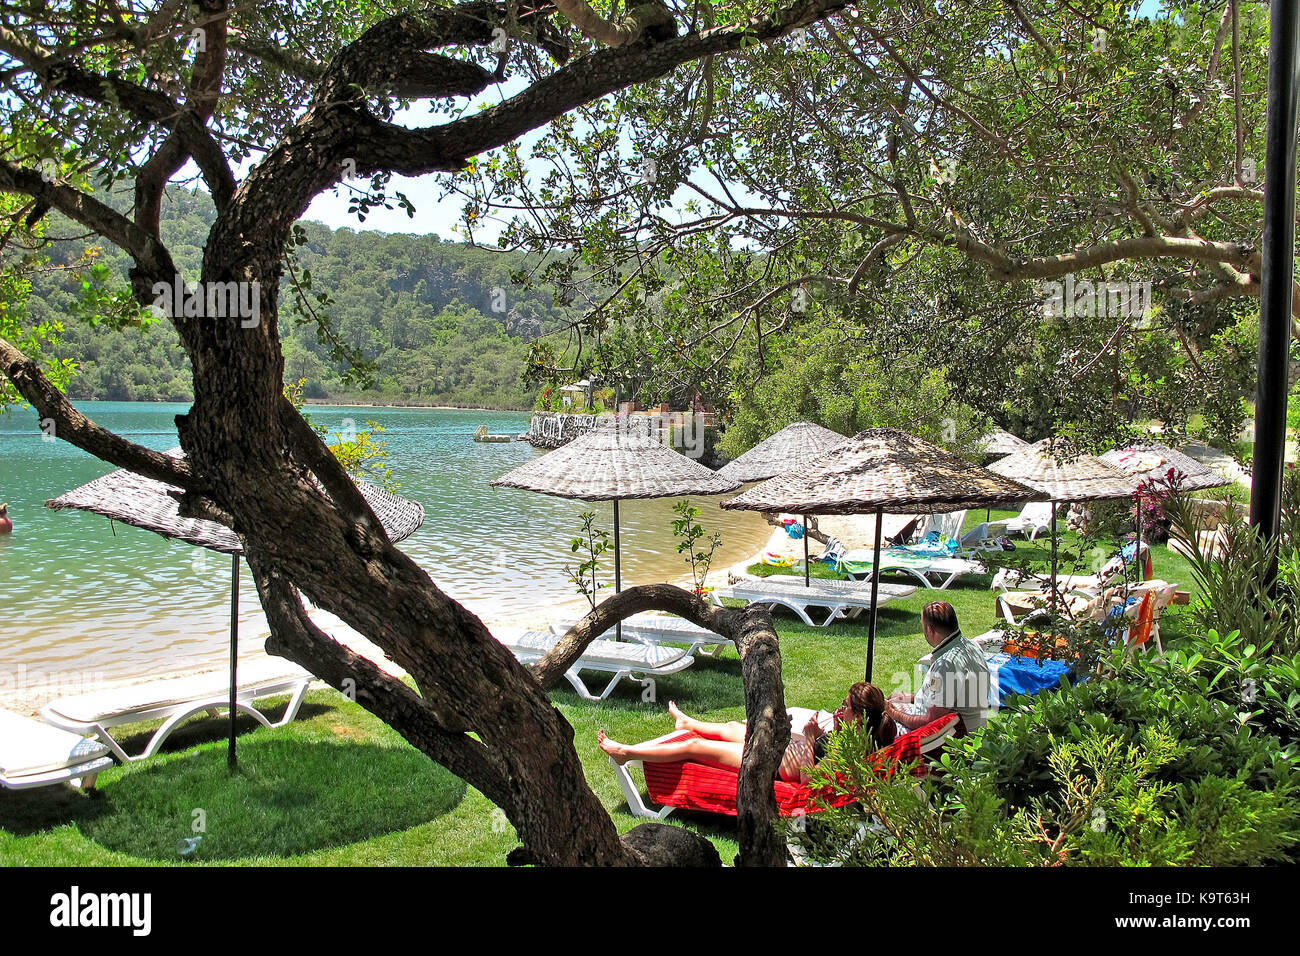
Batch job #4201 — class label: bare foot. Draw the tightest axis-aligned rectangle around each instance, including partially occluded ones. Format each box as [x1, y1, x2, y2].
[597, 730, 631, 765]
[667, 700, 691, 731]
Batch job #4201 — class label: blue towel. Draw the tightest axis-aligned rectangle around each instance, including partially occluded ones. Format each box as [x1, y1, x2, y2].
[902, 536, 959, 557]
[988, 652, 1078, 703]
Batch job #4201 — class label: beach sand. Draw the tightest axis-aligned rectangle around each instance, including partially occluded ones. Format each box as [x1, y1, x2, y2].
[718, 511, 924, 583]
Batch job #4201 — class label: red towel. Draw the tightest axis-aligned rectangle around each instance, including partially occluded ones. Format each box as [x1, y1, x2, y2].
[641, 713, 957, 817]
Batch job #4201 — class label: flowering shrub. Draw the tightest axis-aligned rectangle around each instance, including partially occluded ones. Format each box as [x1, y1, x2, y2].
[1131, 471, 1178, 543]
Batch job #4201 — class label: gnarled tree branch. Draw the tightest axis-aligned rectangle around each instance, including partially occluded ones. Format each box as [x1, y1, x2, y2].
[0, 335, 198, 489]
[551, 0, 677, 47]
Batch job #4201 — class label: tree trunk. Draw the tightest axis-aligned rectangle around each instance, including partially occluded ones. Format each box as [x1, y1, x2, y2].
[140, 220, 789, 863]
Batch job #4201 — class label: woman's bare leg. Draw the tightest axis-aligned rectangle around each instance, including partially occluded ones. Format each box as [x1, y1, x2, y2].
[666, 700, 747, 743]
[598, 730, 743, 771]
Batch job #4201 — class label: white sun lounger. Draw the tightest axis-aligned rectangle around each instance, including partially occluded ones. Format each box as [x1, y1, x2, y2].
[0, 709, 115, 791]
[994, 502, 1054, 540]
[717, 577, 917, 627]
[910, 509, 968, 542]
[836, 518, 1000, 590]
[990, 543, 1154, 621]
[40, 657, 315, 763]
[840, 551, 988, 590]
[582, 614, 731, 657]
[500, 629, 695, 702]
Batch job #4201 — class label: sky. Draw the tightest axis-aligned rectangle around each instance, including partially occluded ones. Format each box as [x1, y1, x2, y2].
[302, 78, 534, 241]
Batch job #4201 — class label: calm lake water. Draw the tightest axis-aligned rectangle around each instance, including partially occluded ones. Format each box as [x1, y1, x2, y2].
[0, 402, 770, 696]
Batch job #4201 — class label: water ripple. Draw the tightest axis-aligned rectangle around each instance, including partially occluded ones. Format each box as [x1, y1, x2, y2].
[0, 403, 770, 685]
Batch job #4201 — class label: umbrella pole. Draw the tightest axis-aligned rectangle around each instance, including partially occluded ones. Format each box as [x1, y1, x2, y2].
[229, 554, 239, 771]
[803, 516, 810, 588]
[1135, 492, 1145, 584]
[865, 506, 883, 682]
[614, 499, 622, 643]
[1049, 501, 1059, 617]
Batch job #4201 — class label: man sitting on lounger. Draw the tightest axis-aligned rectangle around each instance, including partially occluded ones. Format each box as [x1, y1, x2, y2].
[886, 601, 993, 736]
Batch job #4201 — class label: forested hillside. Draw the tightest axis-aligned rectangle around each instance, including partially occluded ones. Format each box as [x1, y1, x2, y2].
[22, 187, 570, 407]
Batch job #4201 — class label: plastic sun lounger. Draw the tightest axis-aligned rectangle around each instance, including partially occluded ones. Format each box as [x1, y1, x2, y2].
[593, 614, 732, 657]
[990, 541, 1151, 591]
[909, 510, 967, 543]
[949, 586, 1178, 668]
[611, 712, 960, 820]
[40, 657, 315, 763]
[500, 630, 695, 702]
[718, 577, 917, 627]
[0, 709, 115, 791]
[836, 517, 999, 590]
[995, 502, 1054, 540]
[839, 548, 987, 590]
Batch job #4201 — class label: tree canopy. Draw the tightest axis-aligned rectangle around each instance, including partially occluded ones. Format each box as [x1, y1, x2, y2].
[459, 0, 1274, 448]
[0, 0, 1282, 867]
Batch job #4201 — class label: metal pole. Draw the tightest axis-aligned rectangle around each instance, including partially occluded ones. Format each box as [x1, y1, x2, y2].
[1251, 0, 1300, 596]
[803, 516, 810, 588]
[865, 506, 883, 681]
[1049, 501, 1059, 617]
[1135, 494, 1144, 584]
[228, 554, 239, 770]
[613, 499, 622, 642]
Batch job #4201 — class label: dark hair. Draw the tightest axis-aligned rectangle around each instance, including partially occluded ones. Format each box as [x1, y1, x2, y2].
[846, 681, 896, 748]
[922, 600, 960, 638]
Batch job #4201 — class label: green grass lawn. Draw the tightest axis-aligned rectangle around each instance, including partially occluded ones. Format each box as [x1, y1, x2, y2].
[0, 510, 1203, 866]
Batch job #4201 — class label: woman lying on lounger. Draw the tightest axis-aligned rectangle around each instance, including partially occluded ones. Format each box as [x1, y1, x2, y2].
[597, 683, 897, 785]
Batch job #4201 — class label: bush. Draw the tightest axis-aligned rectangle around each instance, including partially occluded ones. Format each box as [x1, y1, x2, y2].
[788, 630, 1300, 866]
[1165, 472, 1300, 655]
[1153, 628, 1300, 748]
[1132, 477, 1174, 543]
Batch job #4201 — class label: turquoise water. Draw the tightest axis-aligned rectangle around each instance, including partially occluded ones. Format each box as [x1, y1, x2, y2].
[0, 402, 769, 693]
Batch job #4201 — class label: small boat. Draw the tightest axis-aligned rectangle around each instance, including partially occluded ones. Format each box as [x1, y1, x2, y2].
[473, 425, 513, 444]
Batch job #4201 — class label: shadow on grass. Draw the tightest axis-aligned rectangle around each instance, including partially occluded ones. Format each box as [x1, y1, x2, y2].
[0, 782, 111, 837]
[104, 699, 335, 759]
[2, 734, 467, 862]
[0, 701, 322, 839]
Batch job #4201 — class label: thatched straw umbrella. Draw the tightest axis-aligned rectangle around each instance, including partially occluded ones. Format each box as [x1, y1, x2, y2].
[717, 421, 848, 586]
[722, 428, 1036, 679]
[1100, 442, 1231, 492]
[1101, 442, 1231, 581]
[491, 422, 740, 638]
[974, 428, 1029, 520]
[988, 439, 1137, 603]
[47, 448, 425, 768]
[977, 428, 1029, 459]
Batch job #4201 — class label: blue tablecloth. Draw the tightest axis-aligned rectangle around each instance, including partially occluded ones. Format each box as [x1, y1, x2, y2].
[988, 652, 1078, 703]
